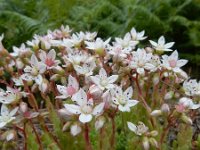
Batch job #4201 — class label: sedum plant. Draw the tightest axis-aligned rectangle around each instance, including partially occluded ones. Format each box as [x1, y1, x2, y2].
[0, 25, 200, 150]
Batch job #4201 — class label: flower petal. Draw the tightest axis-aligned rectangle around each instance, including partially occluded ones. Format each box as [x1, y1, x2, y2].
[71, 89, 87, 106]
[108, 75, 118, 83]
[92, 102, 105, 116]
[79, 114, 92, 123]
[127, 122, 137, 133]
[64, 104, 81, 114]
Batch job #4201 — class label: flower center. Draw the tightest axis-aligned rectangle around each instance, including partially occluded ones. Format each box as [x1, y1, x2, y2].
[169, 59, 177, 68]
[66, 86, 76, 96]
[100, 79, 108, 87]
[45, 58, 55, 67]
[81, 104, 93, 114]
[118, 96, 127, 105]
[31, 67, 39, 76]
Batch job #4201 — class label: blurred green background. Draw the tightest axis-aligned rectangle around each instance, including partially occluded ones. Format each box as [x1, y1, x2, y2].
[0, 0, 200, 77]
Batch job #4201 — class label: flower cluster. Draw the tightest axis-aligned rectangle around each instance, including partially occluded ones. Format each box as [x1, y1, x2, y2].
[0, 25, 199, 149]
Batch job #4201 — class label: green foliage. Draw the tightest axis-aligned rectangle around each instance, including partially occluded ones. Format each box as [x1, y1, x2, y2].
[25, 123, 40, 150]
[173, 124, 193, 150]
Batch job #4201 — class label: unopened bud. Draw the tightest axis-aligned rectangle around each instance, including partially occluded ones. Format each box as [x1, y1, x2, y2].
[161, 104, 170, 113]
[149, 138, 158, 148]
[19, 102, 28, 113]
[149, 130, 158, 137]
[95, 116, 106, 130]
[181, 114, 192, 125]
[50, 74, 60, 81]
[70, 123, 82, 136]
[164, 91, 173, 100]
[150, 110, 162, 117]
[142, 137, 150, 150]
[53, 66, 65, 75]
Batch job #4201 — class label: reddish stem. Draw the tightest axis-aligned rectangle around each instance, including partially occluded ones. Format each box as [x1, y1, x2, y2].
[84, 124, 92, 150]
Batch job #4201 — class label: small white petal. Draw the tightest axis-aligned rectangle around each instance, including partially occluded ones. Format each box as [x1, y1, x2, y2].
[64, 104, 81, 114]
[92, 102, 105, 116]
[79, 114, 92, 123]
[127, 122, 137, 133]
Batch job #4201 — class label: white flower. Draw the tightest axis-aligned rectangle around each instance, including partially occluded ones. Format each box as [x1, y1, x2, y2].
[39, 49, 60, 69]
[64, 50, 90, 66]
[115, 33, 138, 50]
[21, 54, 46, 83]
[108, 45, 131, 61]
[26, 38, 40, 49]
[129, 48, 155, 74]
[70, 123, 82, 136]
[74, 59, 96, 76]
[130, 27, 147, 42]
[0, 87, 26, 104]
[0, 105, 18, 128]
[127, 121, 149, 136]
[85, 37, 110, 54]
[56, 75, 79, 99]
[64, 89, 105, 123]
[10, 44, 31, 57]
[12, 77, 24, 86]
[161, 50, 188, 73]
[95, 116, 105, 130]
[183, 79, 200, 96]
[111, 86, 139, 112]
[90, 68, 118, 91]
[178, 97, 200, 110]
[149, 36, 174, 52]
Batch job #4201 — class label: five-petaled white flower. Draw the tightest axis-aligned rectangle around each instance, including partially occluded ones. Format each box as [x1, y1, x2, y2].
[161, 50, 188, 73]
[115, 33, 138, 50]
[111, 86, 139, 112]
[56, 75, 79, 99]
[183, 79, 200, 96]
[10, 44, 31, 57]
[39, 49, 60, 69]
[127, 121, 149, 136]
[0, 87, 27, 104]
[149, 36, 174, 52]
[64, 89, 105, 123]
[0, 105, 18, 128]
[73, 58, 96, 76]
[21, 54, 46, 83]
[129, 48, 155, 74]
[175, 97, 200, 113]
[130, 27, 147, 42]
[85, 37, 110, 55]
[90, 68, 118, 91]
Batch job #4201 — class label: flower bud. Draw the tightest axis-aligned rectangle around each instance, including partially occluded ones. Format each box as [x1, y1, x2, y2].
[142, 137, 150, 150]
[16, 59, 24, 69]
[50, 74, 60, 81]
[150, 110, 162, 117]
[149, 138, 158, 148]
[181, 114, 192, 125]
[164, 91, 173, 100]
[149, 130, 158, 137]
[161, 104, 170, 113]
[53, 66, 65, 75]
[70, 123, 82, 136]
[19, 102, 28, 113]
[95, 116, 105, 130]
